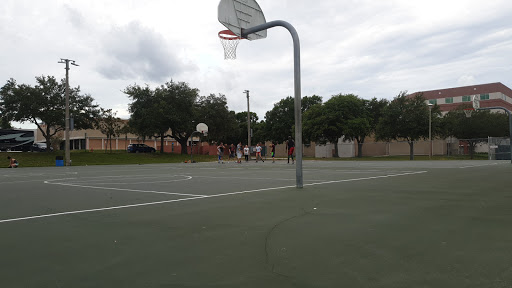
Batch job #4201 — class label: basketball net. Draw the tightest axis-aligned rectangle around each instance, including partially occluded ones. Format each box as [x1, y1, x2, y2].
[219, 30, 241, 60]
[464, 108, 474, 118]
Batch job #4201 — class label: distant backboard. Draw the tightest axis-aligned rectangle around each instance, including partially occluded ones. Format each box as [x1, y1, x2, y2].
[196, 123, 208, 134]
[218, 0, 267, 41]
[473, 95, 480, 109]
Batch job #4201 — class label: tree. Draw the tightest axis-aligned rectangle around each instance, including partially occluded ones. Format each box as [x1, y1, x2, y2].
[0, 118, 10, 129]
[0, 76, 100, 150]
[303, 104, 332, 144]
[125, 84, 161, 147]
[0, 108, 11, 129]
[330, 94, 370, 158]
[0, 98, 11, 128]
[376, 92, 441, 160]
[196, 94, 238, 144]
[320, 94, 364, 157]
[349, 97, 389, 157]
[157, 81, 199, 154]
[265, 95, 322, 143]
[125, 81, 200, 154]
[96, 108, 123, 153]
[118, 122, 133, 151]
[441, 107, 509, 159]
[235, 111, 259, 145]
[367, 98, 389, 135]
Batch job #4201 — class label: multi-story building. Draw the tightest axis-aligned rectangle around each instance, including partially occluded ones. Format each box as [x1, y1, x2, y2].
[411, 82, 512, 113]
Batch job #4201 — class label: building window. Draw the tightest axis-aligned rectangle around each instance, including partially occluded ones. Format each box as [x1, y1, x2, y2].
[445, 97, 453, 104]
[480, 93, 489, 100]
[462, 95, 471, 102]
[428, 99, 437, 105]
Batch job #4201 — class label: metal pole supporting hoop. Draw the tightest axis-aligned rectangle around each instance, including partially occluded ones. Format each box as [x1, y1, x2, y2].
[218, 30, 241, 60]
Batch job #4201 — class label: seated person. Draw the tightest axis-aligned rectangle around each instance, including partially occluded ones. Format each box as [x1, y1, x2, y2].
[7, 156, 18, 168]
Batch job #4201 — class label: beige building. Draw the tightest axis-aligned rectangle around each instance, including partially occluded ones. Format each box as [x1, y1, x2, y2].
[34, 124, 181, 153]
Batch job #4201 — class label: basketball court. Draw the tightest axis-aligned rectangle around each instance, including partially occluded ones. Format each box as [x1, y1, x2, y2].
[1, 160, 512, 287]
[1, 0, 510, 286]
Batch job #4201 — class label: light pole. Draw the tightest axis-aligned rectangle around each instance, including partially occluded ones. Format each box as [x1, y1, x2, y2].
[244, 90, 251, 161]
[428, 103, 433, 159]
[190, 131, 201, 163]
[58, 58, 79, 166]
[243, 21, 303, 188]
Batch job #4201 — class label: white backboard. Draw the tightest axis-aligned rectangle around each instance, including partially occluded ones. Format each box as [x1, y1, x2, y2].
[196, 123, 208, 133]
[218, 0, 267, 40]
[473, 95, 480, 109]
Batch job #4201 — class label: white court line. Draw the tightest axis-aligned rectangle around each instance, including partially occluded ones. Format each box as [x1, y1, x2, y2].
[304, 171, 426, 186]
[65, 175, 192, 185]
[44, 176, 200, 197]
[191, 175, 328, 182]
[1, 171, 427, 224]
[3, 179, 51, 184]
[61, 174, 183, 182]
[459, 163, 501, 169]
[1, 172, 78, 178]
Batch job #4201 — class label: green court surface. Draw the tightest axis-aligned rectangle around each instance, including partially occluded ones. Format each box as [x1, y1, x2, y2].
[1, 160, 511, 287]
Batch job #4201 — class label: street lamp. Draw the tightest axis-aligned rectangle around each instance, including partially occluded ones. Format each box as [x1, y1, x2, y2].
[244, 90, 251, 161]
[58, 58, 79, 166]
[428, 103, 433, 159]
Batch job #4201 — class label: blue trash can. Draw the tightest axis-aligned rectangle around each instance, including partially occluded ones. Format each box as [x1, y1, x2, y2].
[56, 156, 64, 167]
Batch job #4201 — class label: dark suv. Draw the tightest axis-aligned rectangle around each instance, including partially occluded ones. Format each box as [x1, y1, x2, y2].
[127, 143, 156, 153]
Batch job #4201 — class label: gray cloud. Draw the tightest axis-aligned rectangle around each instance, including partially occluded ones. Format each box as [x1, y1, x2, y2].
[63, 4, 86, 30]
[98, 21, 196, 82]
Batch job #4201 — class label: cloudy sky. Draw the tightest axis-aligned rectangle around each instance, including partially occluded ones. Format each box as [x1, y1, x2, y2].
[2, 0, 512, 129]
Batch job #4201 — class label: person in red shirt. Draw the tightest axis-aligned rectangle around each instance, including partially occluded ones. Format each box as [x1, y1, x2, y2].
[286, 136, 295, 164]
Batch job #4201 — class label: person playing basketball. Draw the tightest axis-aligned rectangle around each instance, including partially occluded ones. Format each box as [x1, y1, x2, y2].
[217, 142, 225, 164]
[270, 142, 276, 163]
[286, 136, 295, 164]
[244, 145, 249, 162]
[236, 142, 243, 164]
[255, 143, 264, 162]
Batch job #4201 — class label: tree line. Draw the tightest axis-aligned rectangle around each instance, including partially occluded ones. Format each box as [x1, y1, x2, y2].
[1, 75, 510, 158]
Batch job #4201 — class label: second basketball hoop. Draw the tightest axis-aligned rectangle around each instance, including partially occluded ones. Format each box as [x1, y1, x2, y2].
[219, 30, 241, 60]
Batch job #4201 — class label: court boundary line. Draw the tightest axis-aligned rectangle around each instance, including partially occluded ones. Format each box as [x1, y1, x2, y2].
[190, 175, 328, 182]
[44, 175, 200, 197]
[458, 163, 502, 169]
[1, 171, 427, 224]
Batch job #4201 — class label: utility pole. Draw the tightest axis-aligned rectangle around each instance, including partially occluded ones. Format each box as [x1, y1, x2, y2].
[244, 90, 251, 161]
[428, 103, 433, 159]
[58, 58, 79, 166]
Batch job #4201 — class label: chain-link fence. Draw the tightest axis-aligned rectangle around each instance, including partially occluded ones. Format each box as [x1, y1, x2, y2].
[454, 138, 488, 156]
[488, 137, 511, 160]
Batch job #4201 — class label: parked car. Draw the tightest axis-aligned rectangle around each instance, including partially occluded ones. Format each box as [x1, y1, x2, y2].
[127, 143, 156, 153]
[31, 142, 53, 152]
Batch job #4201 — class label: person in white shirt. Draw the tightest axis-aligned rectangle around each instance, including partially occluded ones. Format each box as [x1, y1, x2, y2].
[255, 143, 264, 162]
[236, 142, 243, 164]
[244, 145, 249, 162]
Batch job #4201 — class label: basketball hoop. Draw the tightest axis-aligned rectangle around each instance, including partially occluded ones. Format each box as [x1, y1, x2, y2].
[219, 30, 241, 60]
[464, 108, 475, 118]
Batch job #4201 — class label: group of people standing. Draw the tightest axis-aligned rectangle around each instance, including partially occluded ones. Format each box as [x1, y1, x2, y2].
[216, 136, 295, 164]
[216, 142, 256, 164]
